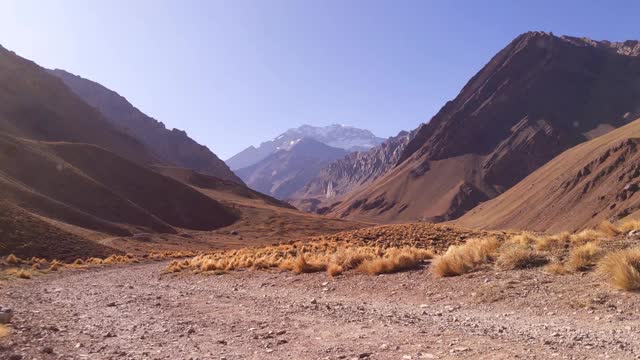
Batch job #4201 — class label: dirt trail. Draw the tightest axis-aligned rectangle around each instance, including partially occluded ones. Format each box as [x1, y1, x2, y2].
[2, 262, 640, 359]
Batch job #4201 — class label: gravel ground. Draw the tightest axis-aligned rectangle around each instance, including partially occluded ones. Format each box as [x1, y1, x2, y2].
[2, 261, 640, 359]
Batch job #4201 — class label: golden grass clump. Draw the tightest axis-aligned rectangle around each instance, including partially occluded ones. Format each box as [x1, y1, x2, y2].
[292, 255, 327, 274]
[48, 260, 62, 271]
[544, 262, 568, 275]
[567, 243, 603, 271]
[5, 254, 18, 265]
[496, 245, 549, 270]
[5, 268, 32, 279]
[431, 237, 500, 277]
[570, 229, 606, 246]
[535, 232, 570, 251]
[508, 232, 540, 246]
[598, 249, 640, 291]
[327, 263, 344, 277]
[357, 248, 434, 275]
[0, 324, 9, 338]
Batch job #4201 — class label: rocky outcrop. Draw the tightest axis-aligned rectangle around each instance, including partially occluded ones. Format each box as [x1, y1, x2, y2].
[48, 69, 243, 184]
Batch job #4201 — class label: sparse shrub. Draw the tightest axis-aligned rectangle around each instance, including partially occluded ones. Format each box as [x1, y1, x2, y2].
[598, 249, 640, 290]
[567, 243, 602, 271]
[431, 237, 500, 277]
[496, 245, 549, 270]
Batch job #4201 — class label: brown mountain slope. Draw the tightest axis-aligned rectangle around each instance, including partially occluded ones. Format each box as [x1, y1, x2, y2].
[0, 45, 158, 165]
[330, 32, 640, 223]
[0, 134, 238, 238]
[455, 118, 640, 232]
[152, 165, 295, 209]
[0, 200, 122, 261]
[48, 69, 243, 184]
[291, 129, 418, 212]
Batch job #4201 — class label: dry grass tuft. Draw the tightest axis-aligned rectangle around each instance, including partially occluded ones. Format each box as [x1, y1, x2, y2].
[327, 263, 344, 277]
[544, 262, 568, 275]
[293, 255, 327, 274]
[357, 248, 433, 275]
[431, 237, 500, 277]
[535, 232, 570, 251]
[570, 229, 607, 246]
[0, 324, 9, 338]
[496, 245, 549, 270]
[598, 249, 640, 291]
[6, 254, 18, 265]
[567, 243, 603, 271]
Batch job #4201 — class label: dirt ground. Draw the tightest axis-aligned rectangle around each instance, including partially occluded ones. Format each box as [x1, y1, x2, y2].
[2, 260, 640, 359]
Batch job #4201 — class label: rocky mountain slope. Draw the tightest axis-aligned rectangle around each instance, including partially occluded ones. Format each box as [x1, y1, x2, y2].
[235, 138, 348, 199]
[329, 32, 640, 223]
[290, 129, 418, 212]
[0, 45, 158, 165]
[226, 124, 383, 170]
[456, 117, 640, 232]
[49, 69, 243, 184]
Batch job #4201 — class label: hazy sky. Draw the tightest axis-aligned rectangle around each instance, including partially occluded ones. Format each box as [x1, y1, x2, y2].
[1, 1, 639, 159]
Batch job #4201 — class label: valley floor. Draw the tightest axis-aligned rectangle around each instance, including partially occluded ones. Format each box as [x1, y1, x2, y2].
[2, 261, 640, 359]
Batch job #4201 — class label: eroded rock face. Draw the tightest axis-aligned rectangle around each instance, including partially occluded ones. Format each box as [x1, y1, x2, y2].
[331, 32, 640, 223]
[291, 129, 418, 211]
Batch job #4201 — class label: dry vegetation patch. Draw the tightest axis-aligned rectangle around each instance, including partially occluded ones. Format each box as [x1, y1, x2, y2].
[598, 249, 640, 291]
[431, 237, 500, 277]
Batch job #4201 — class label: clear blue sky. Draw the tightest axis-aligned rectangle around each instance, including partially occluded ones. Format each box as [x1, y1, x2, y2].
[1, 1, 639, 159]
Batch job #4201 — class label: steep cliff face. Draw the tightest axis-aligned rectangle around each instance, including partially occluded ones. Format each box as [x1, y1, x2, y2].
[330, 32, 640, 223]
[291, 129, 418, 212]
[49, 69, 243, 184]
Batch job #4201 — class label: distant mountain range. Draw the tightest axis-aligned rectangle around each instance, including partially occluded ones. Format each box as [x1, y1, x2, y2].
[226, 124, 384, 170]
[235, 138, 349, 200]
[228, 124, 384, 199]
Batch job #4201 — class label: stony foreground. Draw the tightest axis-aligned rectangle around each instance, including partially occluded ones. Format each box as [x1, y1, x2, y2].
[1, 261, 640, 359]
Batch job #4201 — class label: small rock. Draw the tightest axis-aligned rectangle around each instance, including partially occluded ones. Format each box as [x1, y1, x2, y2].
[41, 347, 54, 354]
[379, 344, 389, 350]
[106, 302, 117, 307]
[275, 330, 286, 335]
[187, 328, 196, 335]
[8, 355, 23, 360]
[358, 353, 372, 359]
[0, 308, 14, 324]
[230, 230, 239, 235]
[104, 331, 116, 338]
[310, 298, 318, 304]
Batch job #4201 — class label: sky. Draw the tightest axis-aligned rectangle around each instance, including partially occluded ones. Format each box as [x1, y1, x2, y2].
[1, 1, 639, 159]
